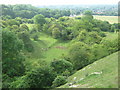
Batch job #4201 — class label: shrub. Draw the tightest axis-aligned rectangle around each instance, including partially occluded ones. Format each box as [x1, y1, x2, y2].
[10, 75, 29, 88]
[26, 66, 56, 88]
[101, 39, 118, 54]
[91, 44, 109, 61]
[50, 59, 73, 74]
[2, 74, 13, 88]
[52, 76, 67, 88]
[68, 42, 93, 69]
[33, 35, 39, 41]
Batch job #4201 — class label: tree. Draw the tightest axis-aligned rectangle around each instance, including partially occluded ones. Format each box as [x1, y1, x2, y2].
[15, 17, 23, 24]
[6, 19, 20, 26]
[50, 59, 73, 74]
[83, 10, 93, 20]
[84, 10, 93, 16]
[68, 42, 93, 69]
[111, 25, 116, 32]
[19, 24, 29, 32]
[2, 30, 25, 77]
[33, 14, 46, 25]
[26, 66, 56, 88]
[11, 25, 19, 32]
[52, 28, 61, 38]
[76, 30, 102, 45]
[91, 44, 109, 61]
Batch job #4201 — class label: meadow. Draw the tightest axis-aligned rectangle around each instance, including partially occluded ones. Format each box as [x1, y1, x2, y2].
[93, 15, 118, 24]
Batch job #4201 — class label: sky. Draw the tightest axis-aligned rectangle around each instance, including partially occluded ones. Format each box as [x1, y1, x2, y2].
[0, 0, 119, 6]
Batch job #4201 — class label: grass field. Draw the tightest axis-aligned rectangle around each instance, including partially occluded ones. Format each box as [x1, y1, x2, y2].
[59, 51, 119, 88]
[93, 15, 118, 24]
[25, 32, 70, 69]
[103, 32, 118, 40]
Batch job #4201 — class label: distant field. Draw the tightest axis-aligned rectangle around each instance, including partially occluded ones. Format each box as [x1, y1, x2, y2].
[93, 15, 118, 24]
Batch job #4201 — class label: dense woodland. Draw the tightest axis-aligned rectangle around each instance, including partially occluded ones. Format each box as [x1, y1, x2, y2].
[1, 4, 119, 88]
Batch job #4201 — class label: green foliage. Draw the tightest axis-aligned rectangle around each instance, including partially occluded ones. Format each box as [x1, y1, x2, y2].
[68, 42, 93, 69]
[11, 25, 19, 32]
[52, 28, 61, 38]
[6, 19, 20, 26]
[10, 75, 30, 88]
[18, 32, 34, 52]
[50, 59, 73, 74]
[33, 34, 39, 41]
[52, 76, 67, 88]
[110, 25, 116, 32]
[76, 31, 102, 45]
[2, 74, 13, 88]
[2, 30, 25, 77]
[101, 39, 118, 53]
[91, 44, 109, 61]
[15, 17, 22, 24]
[59, 51, 118, 88]
[19, 24, 29, 32]
[30, 24, 38, 34]
[33, 14, 46, 25]
[83, 10, 93, 20]
[99, 32, 106, 37]
[26, 66, 56, 88]
[1, 4, 118, 89]
[84, 10, 93, 16]
[99, 21, 111, 31]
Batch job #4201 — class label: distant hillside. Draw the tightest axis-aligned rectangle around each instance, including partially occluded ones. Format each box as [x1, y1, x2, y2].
[59, 51, 119, 88]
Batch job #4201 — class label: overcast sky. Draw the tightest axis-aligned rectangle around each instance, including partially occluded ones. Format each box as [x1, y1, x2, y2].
[0, 0, 119, 6]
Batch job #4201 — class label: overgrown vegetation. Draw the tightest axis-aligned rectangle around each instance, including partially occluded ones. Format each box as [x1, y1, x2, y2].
[1, 4, 119, 89]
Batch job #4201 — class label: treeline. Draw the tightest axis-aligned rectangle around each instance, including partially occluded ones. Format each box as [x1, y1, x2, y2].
[1, 4, 70, 19]
[38, 4, 118, 16]
[1, 4, 117, 21]
[2, 9, 120, 88]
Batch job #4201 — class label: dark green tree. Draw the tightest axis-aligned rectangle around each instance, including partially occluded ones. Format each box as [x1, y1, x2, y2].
[68, 42, 93, 69]
[26, 66, 56, 88]
[33, 14, 46, 25]
[2, 30, 25, 77]
[50, 59, 73, 74]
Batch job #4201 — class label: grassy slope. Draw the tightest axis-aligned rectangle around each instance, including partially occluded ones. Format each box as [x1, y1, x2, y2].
[59, 51, 119, 88]
[103, 32, 118, 41]
[25, 32, 70, 68]
[93, 15, 118, 24]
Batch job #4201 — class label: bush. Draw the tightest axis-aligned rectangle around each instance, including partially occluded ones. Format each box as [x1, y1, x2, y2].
[101, 39, 118, 54]
[2, 74, 13, 88]
[10, 75, 29, 88]
[99, 32, 106, 37]
[91, 44, 109, 61]
[33, 35, 39, 41]
[26, 66, 56, 88]
[52, 76, 67, 88]
[50, 59, 73, 74]
[68, 42, 94, 69]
